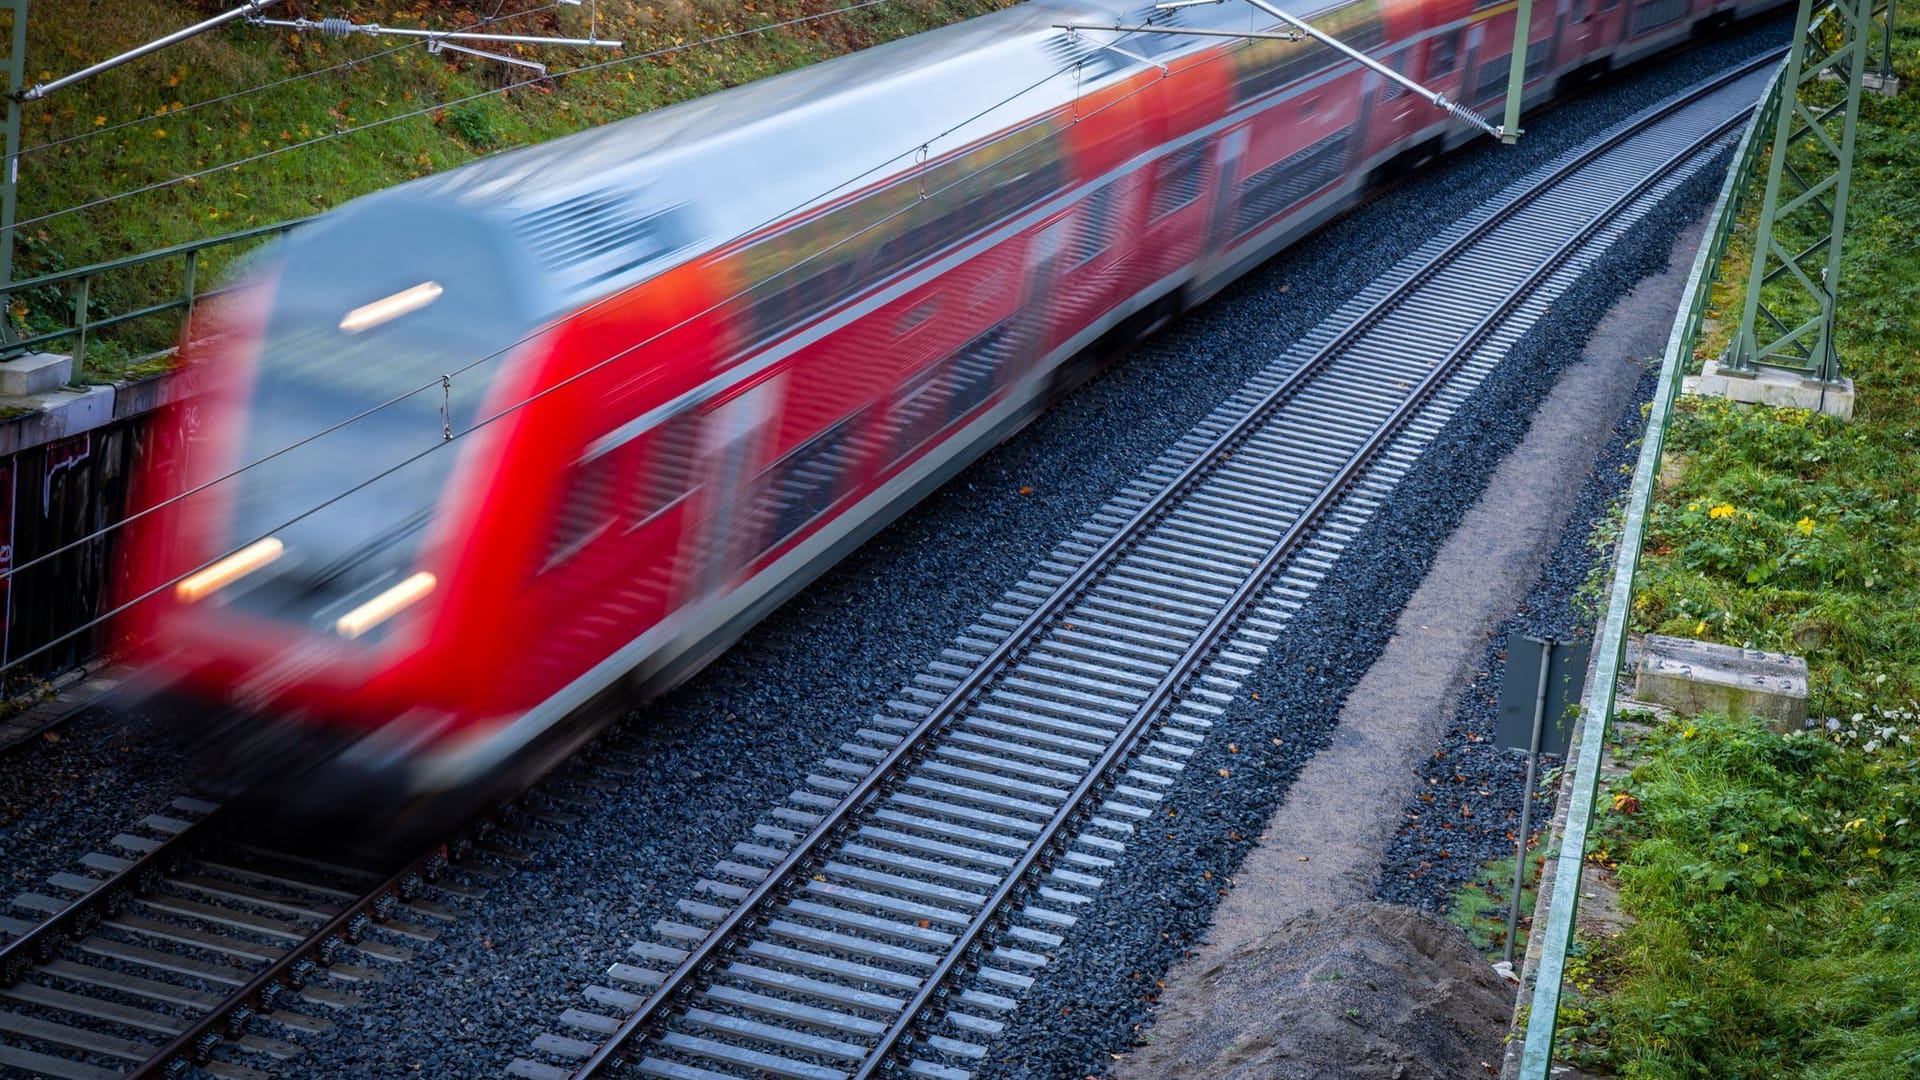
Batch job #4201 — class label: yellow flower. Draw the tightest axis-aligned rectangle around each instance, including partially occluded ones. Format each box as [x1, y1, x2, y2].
[1709, 504, 1736, 520]
[1695, 620, 1708, 635]
[1687, 502, 1700, 513]
[1796, 516, 1816, 535]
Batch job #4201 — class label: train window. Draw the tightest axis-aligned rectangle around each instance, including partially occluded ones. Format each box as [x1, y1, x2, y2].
[1428, 32, 1459, 78]
[1629, 0, 1687, 34]
[629, 411, 702, 528]
[545, 453, 620, 571]
[946, 321, 1015, 423]
[1378, 50, 1408, 102]
[761, 413, 863, 549]
[735, 122, 1063, 349]
[1235, 0, 1383, 104]
[1474, 54, 1512, 105]
[1232, 127, 1353, 239]
[1149, 143, 1209, 222]
[885, 319, 1018, 467]
[1071, 184, 1120, 266]
[1524, 39, 1552, 82]
[886, 361, 947, 467]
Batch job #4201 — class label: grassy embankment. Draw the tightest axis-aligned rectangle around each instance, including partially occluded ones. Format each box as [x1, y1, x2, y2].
[1550, 13, 1920, 1079]
[12, 0, 1013, 380]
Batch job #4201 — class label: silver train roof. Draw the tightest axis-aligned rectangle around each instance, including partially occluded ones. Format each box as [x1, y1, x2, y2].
[314, 0, 1335, 314]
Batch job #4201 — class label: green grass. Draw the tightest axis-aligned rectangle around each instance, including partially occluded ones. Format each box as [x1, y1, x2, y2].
[1578, 11, 1920, 1077]
[1587, 715, 1920, 1079]
[1445, 852, 1540, 958]
[10, 0, 1014, 378]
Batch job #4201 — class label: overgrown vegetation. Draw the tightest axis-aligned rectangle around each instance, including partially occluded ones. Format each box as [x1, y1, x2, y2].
[9, 0, 1014, 379]
[1570, 12, 1920, 1078]
[1445, 851, 1540, 958]
[1585, 715, 1919, 1078]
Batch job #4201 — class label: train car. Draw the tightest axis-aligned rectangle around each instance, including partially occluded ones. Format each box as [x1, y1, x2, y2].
[122, 0, 1780, 837]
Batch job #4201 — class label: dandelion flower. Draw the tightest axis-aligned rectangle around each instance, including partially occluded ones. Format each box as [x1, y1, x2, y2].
[1796, 516, 1816, 535]
[1709, 504, 1736, 520]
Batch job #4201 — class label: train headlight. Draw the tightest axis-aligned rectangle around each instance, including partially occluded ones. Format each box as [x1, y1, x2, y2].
[335, 571, 437, 639]
[176, 538, 285, 602]
[339, 282, 443, 334]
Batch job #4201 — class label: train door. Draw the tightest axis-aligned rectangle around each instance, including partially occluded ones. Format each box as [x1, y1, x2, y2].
[1023, 213, 1075, 364]
[1558, 0, 1600, 69]
[1362, 48, 1424, 172]
[687, 374, 784, 601]
[1206, 127, 1250, 252]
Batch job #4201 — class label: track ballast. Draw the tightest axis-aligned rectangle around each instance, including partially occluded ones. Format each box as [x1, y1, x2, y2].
[505, 55, 1781, 1080]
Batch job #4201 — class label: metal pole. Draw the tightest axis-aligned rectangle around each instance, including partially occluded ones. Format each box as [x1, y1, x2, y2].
[0, 0, 24, 347]
[1501, 0, 1535, 144]
[18, 0, 283, 102]
[1726, 0, 1869, 380]
[1055, 22, 1307, 43]
[1505, 637, 1552, 966]
[1239, 0, 1505, 139]
[247, 18, 620, 48]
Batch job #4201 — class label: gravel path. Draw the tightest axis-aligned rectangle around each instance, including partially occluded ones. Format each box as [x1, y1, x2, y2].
[1370, 280, 1668, 916]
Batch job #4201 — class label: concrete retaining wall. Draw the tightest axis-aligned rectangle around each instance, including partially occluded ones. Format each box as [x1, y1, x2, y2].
[0, 367, 190, 680]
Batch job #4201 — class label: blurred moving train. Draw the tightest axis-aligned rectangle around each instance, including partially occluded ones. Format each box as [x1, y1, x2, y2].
[124, 0, 1787, 834]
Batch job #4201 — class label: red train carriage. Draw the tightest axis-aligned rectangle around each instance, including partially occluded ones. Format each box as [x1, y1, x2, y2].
[122, 0, 1781, 835]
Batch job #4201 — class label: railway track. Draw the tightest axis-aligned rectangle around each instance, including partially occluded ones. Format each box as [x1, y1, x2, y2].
[0, 741, 642, 1078]
[506, 56, 1782, 1080]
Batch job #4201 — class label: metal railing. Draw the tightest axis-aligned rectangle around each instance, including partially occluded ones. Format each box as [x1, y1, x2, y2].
[0, 216, 308, 384]
[1514, 51, 1790, 1078]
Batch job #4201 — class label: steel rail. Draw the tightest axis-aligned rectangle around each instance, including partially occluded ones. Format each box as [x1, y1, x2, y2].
[564, 49, 1785, 1080]
[126, 835, 458, 1078]
[0, 809, 222, 985]
[0, 797, 486, 1077]
[856, 78, 1771, 1080]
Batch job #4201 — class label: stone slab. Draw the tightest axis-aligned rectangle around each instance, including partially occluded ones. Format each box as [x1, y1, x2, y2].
[1686, 358, 1854, 420]
[0, 352, 73, 397]
[1633, 634, 1807, 731]
[0, 386, 121, 456]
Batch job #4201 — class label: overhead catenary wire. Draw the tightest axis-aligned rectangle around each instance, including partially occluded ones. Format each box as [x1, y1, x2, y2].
[0, 15, 1126, 590]
[17, 2, 568, 160]
[12, 0, 902, 233]
[0, 32, 1222, 675]
[0, 0, 948, 589]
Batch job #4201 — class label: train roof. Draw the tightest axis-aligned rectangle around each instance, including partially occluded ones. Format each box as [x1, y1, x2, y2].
[320, 0, 1349, 314]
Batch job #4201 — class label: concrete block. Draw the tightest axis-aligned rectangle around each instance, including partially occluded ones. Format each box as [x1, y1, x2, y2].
[0, 352, 73, 397]
[1634, 634, 1808, 731]
[1688, 358, 1854, 420]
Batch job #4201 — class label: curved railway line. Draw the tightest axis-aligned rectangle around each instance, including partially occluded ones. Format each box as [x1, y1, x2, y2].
[502, 55, 1783, 1080]
[0, 51, 1778, 1080]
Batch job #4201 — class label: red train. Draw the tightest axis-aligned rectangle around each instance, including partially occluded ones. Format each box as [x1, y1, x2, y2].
[124, 0, 1782, 834]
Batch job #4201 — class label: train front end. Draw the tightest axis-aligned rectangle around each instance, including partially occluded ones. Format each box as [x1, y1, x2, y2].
[122, 197, 540, 843]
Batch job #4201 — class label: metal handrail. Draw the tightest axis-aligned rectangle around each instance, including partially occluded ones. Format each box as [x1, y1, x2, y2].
[0, 215, 309, 382]
[1514, 51, 1791, 1078]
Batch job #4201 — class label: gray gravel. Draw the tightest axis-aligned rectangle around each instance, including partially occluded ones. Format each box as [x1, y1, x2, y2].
[0, 706, 199, 918]
[1371, 351, 1658, 914]
[306, 21, 1788, 1079]
[0, 16, 1788, 1078]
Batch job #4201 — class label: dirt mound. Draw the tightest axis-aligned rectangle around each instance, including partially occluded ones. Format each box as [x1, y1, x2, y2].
[1118, 901, 1513, 1080]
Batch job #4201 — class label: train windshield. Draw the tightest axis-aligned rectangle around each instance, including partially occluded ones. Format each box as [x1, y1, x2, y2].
[215, 201, 526, 637]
